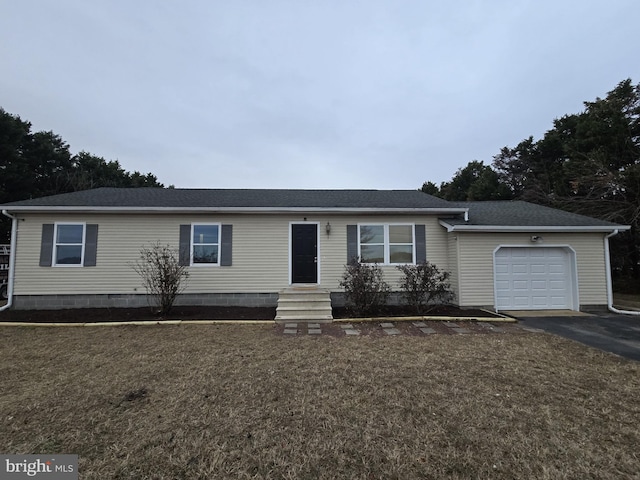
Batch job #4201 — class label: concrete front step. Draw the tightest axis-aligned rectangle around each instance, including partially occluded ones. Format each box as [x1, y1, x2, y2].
[277, 307, 330, 315]
[275, 287, 333, 323]
[277, 314, 333, 320]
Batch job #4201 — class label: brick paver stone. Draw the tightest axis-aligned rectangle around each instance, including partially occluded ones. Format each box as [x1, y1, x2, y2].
[380, 322, 395, 328]
[413, 321, 427, 327]
[285, 323, 298, 329]
[344, 329, 360, 336]
[420, 327, 436, 334]
[308, 329, 321, 335]
[308, 323, 321, 329]
[444, 322, 460, 328]
[451, 327, 471, 334]
[283, 329, 297, 335]
[383, 328, 401, 335]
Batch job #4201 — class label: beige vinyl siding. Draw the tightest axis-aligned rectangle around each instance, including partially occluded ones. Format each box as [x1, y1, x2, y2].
[13, 213, 447, 295]
[447, 235, 460, 303]
[455, 232, 608, 308]
[425, 218, 449, 272]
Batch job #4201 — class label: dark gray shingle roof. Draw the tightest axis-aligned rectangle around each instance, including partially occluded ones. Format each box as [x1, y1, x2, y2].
[1, 188, 626, 229]
[0, 187, 454, 209]
[446, 201, 621, 228]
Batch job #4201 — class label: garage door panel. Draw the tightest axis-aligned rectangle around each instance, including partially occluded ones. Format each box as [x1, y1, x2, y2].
[513, 280, 529, 290]
[512, 264, 529, 274]
[496, 297, 511, 309]
[513, 296, 532, 307]
[495, 247, 572, 310]
[531, 280, 547, 290]
[530, 264, 547, 274]
[531, 296, 551, 306]
[495, 265, 509, 275]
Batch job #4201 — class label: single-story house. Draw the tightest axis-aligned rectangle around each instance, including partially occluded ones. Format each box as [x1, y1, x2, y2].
[0, 188, 629, 318]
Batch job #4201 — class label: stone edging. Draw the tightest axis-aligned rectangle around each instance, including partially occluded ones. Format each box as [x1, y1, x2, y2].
[0, 315, 516, 327]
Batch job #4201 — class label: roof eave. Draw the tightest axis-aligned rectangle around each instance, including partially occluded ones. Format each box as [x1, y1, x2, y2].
[4, 206, 469, 215]
[439, 220, 630, 233]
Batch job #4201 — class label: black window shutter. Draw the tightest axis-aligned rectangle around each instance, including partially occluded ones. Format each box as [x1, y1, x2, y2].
[346, 225, 358, 264]
[39, 224, 54, 267]
[83, 224, 99, 267]
[220, 224, 233, 266]
[179, 224, 191, 266]
[415, 224, 426, 263]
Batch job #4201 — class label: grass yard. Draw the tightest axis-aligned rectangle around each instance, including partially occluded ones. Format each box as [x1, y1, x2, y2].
[1, 325, 639, 479]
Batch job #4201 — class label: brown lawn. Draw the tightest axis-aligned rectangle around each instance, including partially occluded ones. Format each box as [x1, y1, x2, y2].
[0, 325, 639, 479]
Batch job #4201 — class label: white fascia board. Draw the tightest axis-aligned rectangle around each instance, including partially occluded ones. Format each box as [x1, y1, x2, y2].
[4, 206, 469, 215]
[439, 220, 630, 233]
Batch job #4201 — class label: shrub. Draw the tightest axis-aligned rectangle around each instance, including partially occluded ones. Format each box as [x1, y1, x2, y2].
[396, 261, 454, 314]
[132, 242, 189, 315]
[339, 259, 391, 316]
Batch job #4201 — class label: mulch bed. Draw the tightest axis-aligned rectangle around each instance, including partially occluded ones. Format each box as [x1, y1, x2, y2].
[0, 304, 502, 323]
[0, 306, 277, 323]
[332, 305, 498, 318]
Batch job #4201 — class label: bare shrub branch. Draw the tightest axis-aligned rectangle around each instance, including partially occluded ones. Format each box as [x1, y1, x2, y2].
[132, 242, 189, 315]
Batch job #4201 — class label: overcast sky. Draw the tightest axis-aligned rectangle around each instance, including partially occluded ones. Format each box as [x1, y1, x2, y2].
[1, 1, 638, 190]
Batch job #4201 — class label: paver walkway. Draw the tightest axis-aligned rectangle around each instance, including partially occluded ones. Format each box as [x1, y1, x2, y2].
[279, 321, 529, 337]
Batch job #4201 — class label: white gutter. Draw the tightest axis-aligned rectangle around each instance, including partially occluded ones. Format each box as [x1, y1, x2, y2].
[604, 229, 640, 315]
[439, 219, 631, 233]
[0, 210, 17, 311]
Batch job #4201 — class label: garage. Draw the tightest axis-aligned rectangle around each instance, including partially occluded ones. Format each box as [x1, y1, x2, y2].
[494, 246, 576, 311]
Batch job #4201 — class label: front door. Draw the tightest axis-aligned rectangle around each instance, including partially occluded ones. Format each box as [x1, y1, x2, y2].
[291, 224, 318, 284]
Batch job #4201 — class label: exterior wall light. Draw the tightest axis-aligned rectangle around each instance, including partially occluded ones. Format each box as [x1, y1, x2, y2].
[326, 222, 331, 234]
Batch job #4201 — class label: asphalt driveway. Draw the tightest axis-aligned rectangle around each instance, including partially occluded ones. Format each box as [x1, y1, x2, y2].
[518, 313, 640, 361]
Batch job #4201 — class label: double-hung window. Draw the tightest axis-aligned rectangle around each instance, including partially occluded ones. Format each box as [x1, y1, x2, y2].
[54, 223, 85, 266]
[192, 224, 220, 265]
[359, 224, 415, 264]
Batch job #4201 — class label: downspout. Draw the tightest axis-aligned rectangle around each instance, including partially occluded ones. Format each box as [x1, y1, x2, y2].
[605, 229, 640, 315]
[0, 210, 17, 311]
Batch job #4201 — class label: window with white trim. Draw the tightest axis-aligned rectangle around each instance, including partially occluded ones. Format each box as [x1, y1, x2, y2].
[192, 224, 220, 265]
[54, 223, 85, 266]
[359, 224, 415, 264]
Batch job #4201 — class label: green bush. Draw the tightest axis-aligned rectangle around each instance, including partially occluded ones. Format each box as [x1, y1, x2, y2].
[396, 261, 453, 314]
[339, 259, 390, 317]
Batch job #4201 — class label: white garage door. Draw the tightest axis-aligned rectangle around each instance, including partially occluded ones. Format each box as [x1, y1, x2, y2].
[494, 247, 573, 310]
